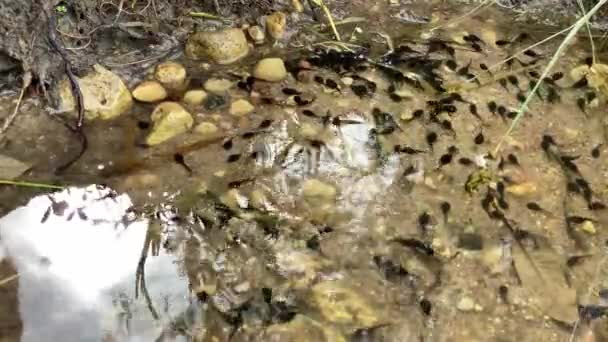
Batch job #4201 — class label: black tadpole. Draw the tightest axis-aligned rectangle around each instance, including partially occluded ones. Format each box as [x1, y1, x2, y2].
[174, 153, 193, 175]
[440, 201, 451, 223]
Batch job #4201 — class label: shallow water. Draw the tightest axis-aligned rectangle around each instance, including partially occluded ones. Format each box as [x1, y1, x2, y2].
[1, 1, 608, 341]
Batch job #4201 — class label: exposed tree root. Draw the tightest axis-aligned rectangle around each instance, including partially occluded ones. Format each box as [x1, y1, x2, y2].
[46, 8, 88, 174]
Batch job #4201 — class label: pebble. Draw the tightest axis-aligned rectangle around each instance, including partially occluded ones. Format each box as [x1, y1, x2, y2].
[204, 78, 234, 94]
[132, 81, 167, 103]
[457, 296, 476, 312]
[185, 28, 249, 64]
[58, 64, 133, 120]
[506, 181, 537, 196]
[393, 86, 413, 98]
[182, 89, 208, 105]
[194, 121, 219, 137]
[400, 111, 414, 121]
[253, 57, 287, 82]
[247, 25, 265, 44]
[154, 61, 189, 94]
[233, 281, 251, 293]
[229, 99, 255, 116]
[146, 102, 194, 145]
[302, 179, 337, 201]
[341, 77, 354, 86]
[580, 220, 596, 234]
[266, 11, 287, 40]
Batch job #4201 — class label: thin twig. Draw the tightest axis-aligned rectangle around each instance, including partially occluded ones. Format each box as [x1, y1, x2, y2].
[135, 225, 160, 320]
[0, 274, 18, 287]
[310, 0, 341, 41]
[488, 23, 575, 71]
[312, 16, 366, 28]
[429, 0, 494, 32]
[189, 11, 227, 21]
[0, 72, 31, 143]
[0, 180, 64, 190]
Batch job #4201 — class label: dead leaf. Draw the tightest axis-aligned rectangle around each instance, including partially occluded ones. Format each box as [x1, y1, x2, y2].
[512, 235, 578, 323]
[0, 154, 31, 180]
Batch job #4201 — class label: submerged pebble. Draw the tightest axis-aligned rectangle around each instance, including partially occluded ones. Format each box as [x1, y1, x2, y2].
[302, 179, 337, 201]
[132, 81, 167, 103]
[194, 121, 219, 137]
[154, 61, 189, 95]
[182, 89, 208, 105]
[204, 78, 234, 94]
[253, 58, 288, 82]
[456, 296, 476, 312]
[146, 102, 194, 145]
[229, 99, 255, 116]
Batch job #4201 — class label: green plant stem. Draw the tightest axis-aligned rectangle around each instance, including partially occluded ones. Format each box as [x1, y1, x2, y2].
[0, 180, 64, 190]
[189, 11, 224, 20]
[494, 0, 608, 156]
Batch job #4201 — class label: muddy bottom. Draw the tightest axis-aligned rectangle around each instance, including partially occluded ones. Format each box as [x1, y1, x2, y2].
[1, 1, 608, 341]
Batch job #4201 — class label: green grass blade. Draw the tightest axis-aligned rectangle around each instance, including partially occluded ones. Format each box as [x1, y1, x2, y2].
[494, 0, 608, 156]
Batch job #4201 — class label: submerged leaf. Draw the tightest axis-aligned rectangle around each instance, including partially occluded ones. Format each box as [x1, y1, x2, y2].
[512, 235, 578, 323]
[0, 154, 31, 180]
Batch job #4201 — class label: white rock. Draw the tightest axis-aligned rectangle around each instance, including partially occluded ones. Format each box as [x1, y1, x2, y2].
[341, 77, 354, 86]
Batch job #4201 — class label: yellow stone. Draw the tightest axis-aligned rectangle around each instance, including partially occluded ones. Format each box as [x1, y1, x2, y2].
[580, 220, 596, 234]
[229, 99, 255, 116]
[506, 182, 537, 196]
[266, 12, 287, 40]
[132, 81, 167, 103]
[183, 89, 208, 105]
[194, 121, 219, 137]
[253, 58, 287, 82]
[204, 78, 233, 94]
[59, 64, 133, 120]
[154, 61, 189, 94]
[185, 28, 249, 64]
[146, 102, 193, 145]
